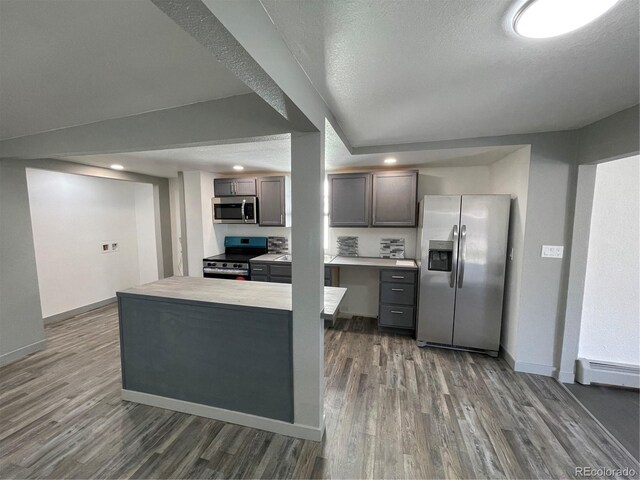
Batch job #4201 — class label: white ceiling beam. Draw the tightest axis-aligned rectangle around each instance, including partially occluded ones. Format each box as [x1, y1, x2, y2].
[151, 0, 317, 135]
[0, 93, 292, 159]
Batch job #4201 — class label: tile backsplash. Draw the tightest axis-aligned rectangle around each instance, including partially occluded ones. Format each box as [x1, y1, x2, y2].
[337, 236, 359, 256]
[380, 238, 406, 259]
[268, 236, 289, 253]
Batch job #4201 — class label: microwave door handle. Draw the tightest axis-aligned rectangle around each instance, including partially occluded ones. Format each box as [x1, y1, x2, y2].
[241, 199, 246, 223]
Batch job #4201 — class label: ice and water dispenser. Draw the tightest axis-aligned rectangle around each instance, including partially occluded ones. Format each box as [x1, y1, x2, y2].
[427, 240, 453, 272]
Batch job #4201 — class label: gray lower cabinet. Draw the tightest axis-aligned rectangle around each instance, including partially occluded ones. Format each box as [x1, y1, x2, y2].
[378, 269, 417, 332]
[251, 262, 332, 286]
[258, 176, 289, 226]
[371, 170, 418, 227]
[214, 177, 257, 197]
[328, 173, 370, 227]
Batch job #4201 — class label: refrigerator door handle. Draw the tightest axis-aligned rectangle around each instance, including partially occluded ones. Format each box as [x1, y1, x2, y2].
[458, 224, 467, 288]
[450, 224, 459, 288]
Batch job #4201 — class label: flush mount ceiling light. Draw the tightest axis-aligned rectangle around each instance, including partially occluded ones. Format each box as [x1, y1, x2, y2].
[513, 0, 619, 38]
[233, 165, 244, 171]
[384, 158, 397, 164]
[110, 164, 124, 170]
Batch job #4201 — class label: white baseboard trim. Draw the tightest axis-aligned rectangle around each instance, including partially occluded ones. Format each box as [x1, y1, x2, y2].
[0, 339, 47, 366]
[121, 389, 325, 441]
[499, 346, 516, 369]
[557, 370, 575, 384]
[513, 361, 557, 377]
[576, 358, 640, 388]
[44, 297, 117, 324]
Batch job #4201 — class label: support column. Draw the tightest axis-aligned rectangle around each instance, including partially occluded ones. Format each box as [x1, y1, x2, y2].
[557, 164, 597, 383]
[290, 131, 325, 438]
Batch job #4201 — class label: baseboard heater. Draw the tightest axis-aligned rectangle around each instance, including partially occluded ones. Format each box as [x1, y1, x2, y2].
[576, 358, 640, 388]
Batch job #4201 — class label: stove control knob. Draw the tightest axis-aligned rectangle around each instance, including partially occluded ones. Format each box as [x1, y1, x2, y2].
[222, 263, 227, 267]
[234, 264, 241, 268]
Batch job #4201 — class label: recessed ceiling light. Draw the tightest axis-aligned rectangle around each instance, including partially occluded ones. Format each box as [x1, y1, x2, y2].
[513, 0, 619, 39]
[233, 165, 244, 171]
[384, 158, 397, 164]
[110, 164, 124, 170]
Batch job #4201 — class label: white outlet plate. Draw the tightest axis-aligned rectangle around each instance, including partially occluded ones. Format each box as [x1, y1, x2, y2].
[541, 245, 564, 259]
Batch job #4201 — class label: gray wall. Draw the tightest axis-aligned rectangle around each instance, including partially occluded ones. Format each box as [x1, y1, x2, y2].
[558, 105, 639, 382]
[577, 105, 639, 165]
[348, 107, 637, 376]
[0, 159, 173, 365]
[0, 162, 46, 364]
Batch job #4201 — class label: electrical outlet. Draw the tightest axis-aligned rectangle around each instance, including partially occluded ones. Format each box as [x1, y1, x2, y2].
[101, 243, 110, 253]
[541, 245, 564, 259]
[111, 242, 119, 252]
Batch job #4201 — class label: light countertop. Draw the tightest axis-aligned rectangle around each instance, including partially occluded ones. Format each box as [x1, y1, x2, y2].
[117, 276, 347, 320]
[329, 256, 417, 270]
[251, 253, 336, 264]
[250, 254, 417, 270]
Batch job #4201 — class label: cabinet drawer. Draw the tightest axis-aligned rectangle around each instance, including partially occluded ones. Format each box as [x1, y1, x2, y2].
[380, 283, 415, 305]
[379, 305, 415, 329]
[251, 275, 269, 282]
[380, 270, 416, 284]
[269, 264, 292, 277]
[270, 276, 291, 284]
[250, 263, 268, 275]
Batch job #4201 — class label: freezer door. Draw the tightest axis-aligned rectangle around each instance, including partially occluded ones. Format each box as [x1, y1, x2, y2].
[416, 195, 461, 345]
[453, 195, 510, 351]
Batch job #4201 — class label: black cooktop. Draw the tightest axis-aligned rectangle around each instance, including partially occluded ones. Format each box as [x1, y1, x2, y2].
[203, 253, 259, 263]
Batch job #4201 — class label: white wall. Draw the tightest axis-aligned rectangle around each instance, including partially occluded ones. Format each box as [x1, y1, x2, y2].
[134, 183, 159, 284]
[578, 156, 639, 366]
[26, 169, 158, 318]
[489, 147, 531, 361]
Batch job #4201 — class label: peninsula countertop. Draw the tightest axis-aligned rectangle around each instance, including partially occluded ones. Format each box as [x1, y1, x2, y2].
[250, 254, 418, 270]
[117, 276, 347, 320]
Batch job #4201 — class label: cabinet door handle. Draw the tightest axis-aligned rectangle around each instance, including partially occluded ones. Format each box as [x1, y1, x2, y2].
[391, 288, 404, 292]
[390, 310, 404, 314]
[253, 268, 264, 272]
[391, 275, 405, 279]
[280, 214, 283, 224]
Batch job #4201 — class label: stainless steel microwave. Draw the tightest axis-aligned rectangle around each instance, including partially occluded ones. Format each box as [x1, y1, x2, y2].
[212, 197, 258, 224]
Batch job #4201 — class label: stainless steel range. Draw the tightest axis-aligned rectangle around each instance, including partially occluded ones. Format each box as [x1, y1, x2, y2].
[202, 236, 268, 280]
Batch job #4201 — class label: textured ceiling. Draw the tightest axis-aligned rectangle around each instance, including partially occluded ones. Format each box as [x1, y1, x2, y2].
[261, 0, 640, 147]
[61, 134, 519, 178]
[0, 0, 251, 140]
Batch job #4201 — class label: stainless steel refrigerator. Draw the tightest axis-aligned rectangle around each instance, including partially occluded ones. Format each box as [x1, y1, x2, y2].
[416, 195, 510, 356]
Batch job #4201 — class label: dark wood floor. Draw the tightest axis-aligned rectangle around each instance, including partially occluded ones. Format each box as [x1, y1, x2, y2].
[1, 304, 638, 479]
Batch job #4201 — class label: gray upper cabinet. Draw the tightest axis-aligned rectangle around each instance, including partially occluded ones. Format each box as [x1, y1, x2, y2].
[214, 178, 257, 197]
[371, 170, 418, 227]
[213, 179, 234, 197]
[328, 173, 371, 227]
[258, 176, 289, 226]
[235, 178, 257, 196]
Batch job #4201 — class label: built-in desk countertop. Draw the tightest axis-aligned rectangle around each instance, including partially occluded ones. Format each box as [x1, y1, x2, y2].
[250, 254, 417, 270]
[328, 256, 418, 270]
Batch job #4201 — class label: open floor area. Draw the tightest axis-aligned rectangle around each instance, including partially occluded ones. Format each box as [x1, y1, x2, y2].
[1, 305, 637, 479]
[565, 382, 640, 461]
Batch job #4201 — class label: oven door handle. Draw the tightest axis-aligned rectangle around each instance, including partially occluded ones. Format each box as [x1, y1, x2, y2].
[241, 199, 246, 223]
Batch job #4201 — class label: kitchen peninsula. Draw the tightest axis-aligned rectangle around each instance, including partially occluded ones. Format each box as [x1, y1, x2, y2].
[116, 276, 346, 437]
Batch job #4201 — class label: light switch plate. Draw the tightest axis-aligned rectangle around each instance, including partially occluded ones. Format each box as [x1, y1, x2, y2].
[541, 245, 564, 259]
